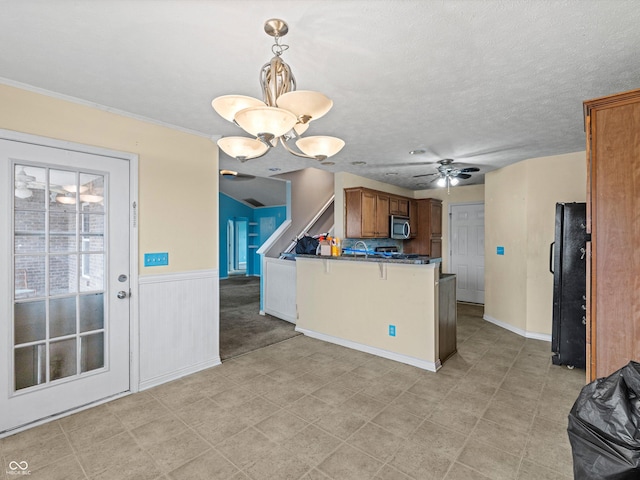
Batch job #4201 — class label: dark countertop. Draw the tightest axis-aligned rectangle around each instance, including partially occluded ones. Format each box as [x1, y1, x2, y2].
[289, 253, 442, 265]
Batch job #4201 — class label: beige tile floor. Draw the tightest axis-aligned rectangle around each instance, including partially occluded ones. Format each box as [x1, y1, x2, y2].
[0, 304, 584, 479]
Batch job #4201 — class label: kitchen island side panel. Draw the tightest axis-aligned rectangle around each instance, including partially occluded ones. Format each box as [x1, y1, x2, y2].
[295, 257, 439, 366]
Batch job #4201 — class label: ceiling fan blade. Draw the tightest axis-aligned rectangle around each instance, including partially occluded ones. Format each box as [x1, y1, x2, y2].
[455, 173, 472, 180]
[459, 167, 480, 173]
[412, 172, 439, 178]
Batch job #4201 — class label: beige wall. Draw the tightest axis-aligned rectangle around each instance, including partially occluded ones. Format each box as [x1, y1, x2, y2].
[0, 84, 218, 274]
[485, 161, 529, 331]
[485, 151, 586, 335]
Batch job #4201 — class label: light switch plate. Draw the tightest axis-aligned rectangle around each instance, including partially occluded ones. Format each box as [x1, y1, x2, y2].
[144, 252, 169, 266]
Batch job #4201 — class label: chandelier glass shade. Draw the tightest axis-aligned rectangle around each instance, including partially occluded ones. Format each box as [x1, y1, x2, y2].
[217, 137, 269, 162]
[234, 106, 298, 138]
[212, 95, 266, 122]
[276, 91, 333, 123]
[295, 136, 346, 161]
[212, 19, 344, 163]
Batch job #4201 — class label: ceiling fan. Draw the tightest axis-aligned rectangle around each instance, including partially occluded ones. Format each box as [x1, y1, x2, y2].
[413, 159, 480, 188]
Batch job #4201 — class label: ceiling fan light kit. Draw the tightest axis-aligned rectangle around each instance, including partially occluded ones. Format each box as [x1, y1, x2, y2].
[212, 19, 344, 163]
[413, 158, 481, 192]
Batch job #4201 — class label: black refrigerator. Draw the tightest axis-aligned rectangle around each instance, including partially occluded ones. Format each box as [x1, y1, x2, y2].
[549, 202, 587, 369]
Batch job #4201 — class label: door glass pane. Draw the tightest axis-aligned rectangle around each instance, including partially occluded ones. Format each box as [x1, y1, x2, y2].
[49, 255, 78, 296]
[50, 235, 76, 253]
[50, 170, 79, 213]
[50, 297, 77, 338]
[15, 234, 45, 254]
[79, 173, 104, 213]
[14, 210, 46, 254]
[81, 213, 104, 242]
[15, 344, 46, 390]
[50, 211, 77, 253]
[50, 338, 77, 381]
[80, 254, 104, 292]
[81, 333, 104, 373]
[14, 301, 46, 344]
[15, 255, 44, 299]
[80, 294, 104, 332]
[14, 165, 46, 210]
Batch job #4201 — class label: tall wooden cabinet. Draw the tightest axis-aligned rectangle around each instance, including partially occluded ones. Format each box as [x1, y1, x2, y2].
[584, 88, 640, 381]
[404, 198, 442, 257]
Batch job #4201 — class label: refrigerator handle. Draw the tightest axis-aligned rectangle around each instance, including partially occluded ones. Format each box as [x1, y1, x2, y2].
[549, 242, 555, 274]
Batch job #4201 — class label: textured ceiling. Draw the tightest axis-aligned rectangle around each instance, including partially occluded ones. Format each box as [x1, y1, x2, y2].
[1, 0, 639, 190]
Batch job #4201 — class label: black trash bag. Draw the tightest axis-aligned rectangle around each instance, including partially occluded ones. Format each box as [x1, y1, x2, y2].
[568, 361, 640, 479]
[295, 235, 319, 255]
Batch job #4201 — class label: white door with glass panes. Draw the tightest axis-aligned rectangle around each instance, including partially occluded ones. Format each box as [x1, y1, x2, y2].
[0, 138, 131, 434]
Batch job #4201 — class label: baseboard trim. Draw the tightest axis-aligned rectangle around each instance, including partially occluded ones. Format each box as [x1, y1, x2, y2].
[139, 357, 222, 391]
[295, 327, 441, 372]
[483, 315, 552, 342]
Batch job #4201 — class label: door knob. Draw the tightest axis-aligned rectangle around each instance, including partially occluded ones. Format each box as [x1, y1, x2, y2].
[117, 290, 128, 299]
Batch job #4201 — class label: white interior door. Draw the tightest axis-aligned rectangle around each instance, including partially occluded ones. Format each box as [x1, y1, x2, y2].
[450, 203, 485, 304]
[0, 138, 131, 434]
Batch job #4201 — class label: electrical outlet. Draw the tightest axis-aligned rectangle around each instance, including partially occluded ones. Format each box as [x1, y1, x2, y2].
[144, 252, 169, 267]
[389, 325, 396, 337]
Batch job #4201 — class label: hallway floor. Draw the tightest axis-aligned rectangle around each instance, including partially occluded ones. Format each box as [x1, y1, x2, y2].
[219, 275, 300, 360]
[1, 304, 583, 479]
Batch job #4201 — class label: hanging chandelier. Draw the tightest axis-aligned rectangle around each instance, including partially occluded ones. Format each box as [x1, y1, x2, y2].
[212, 19, 345, 163]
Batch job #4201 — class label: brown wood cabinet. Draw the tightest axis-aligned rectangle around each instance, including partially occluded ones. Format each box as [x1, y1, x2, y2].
[404, 198, 443, 257]
[345, 187, 390, 238]
[584, 88, 640, 382]
[408, 200, 418, 238]
[390, 196, 409, 216]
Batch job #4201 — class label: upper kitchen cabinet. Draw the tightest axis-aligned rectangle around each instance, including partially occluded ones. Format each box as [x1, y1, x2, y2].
[345, 187, 390, 238]
[584, 88, 640, 382]
[390, 196, 409, 216]
[404, 198, 442, 257]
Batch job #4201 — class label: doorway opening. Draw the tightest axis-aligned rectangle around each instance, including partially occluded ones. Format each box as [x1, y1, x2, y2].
[227, 218, 248, 276]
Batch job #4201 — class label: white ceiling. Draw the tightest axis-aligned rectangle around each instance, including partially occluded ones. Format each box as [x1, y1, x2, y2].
[1, 1, 639, 190]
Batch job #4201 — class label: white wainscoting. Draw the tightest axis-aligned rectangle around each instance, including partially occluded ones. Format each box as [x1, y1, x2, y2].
[263, 257, 297, 323]
[138, 269, 220, 390]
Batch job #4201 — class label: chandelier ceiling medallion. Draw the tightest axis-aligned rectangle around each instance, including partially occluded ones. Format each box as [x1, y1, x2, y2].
[212, 19, 345, 163]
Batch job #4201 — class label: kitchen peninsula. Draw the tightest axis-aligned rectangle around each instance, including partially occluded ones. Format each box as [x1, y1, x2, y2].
[295, 254, 449, 372]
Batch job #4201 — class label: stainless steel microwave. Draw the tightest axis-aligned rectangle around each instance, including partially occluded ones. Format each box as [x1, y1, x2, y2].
[390, 215, 411, 239]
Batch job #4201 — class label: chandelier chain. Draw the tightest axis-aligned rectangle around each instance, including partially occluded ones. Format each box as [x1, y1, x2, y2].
[271, 35, 289, 57]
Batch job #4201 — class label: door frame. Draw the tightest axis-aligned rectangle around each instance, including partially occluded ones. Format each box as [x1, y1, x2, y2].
[0, 129, 140, 430]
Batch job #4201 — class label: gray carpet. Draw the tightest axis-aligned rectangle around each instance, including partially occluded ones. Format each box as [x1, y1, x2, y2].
[219, 275, 300, 360]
